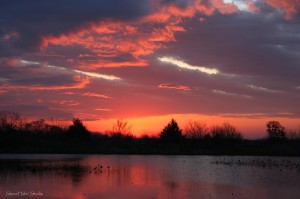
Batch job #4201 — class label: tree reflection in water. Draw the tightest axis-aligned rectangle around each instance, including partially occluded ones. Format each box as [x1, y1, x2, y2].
[0, 158, 89, 186]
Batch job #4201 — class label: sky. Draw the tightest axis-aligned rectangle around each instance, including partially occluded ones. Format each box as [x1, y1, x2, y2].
[1, 0, 300, 138]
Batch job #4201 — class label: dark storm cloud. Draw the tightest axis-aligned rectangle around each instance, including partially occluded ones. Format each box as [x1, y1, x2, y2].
[147, 9, 300, 117]
[0, 0, 151, 56]
[159, 0, 195, 7]
[166, 11, 300, 88]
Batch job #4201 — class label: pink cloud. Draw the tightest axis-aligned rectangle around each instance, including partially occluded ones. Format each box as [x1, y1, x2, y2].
[81, 92, 112, 99]
[264, 0, 300, 19]
[158, 83, 191, 91]
[58, 100, 80, 106]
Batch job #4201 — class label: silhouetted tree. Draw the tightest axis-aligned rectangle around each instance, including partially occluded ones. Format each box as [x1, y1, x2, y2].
[48, 125, 64, 135]
[25, 119, 48, 133]
[266, 121, 286, 140]
[67, 118, 90, 140]
[111, 118, 132, 135]
[210, 122, 242, 141]
[0, 110, 300, 155]
[160, 119, 184, 142]
[0, 111, 23, 132]
[184, 120, 210, 139]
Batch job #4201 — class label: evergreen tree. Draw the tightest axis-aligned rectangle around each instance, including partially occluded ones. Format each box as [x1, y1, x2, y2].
[160, 119, 184, 142]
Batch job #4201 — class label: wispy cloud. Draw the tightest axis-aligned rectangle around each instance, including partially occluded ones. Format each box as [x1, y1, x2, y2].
[248, 84, 284, 93]
[73, 70, 120, 80]
[63, 91, 113, 99]
[1, 76, 90, 91]
[218, 112, 295, 118]
[58, 100, 80, 106]
[82, 92, 112, 99]
[0, 90, 7, 94]
[212, 89, 253, 99]
[19, 60, 121, 80]
[158, 83, 191, 91]
[95, 108, 112, 112]
[73, 112, 102, 121]
[158, 57, 219, 75]
[0, 77, 9, 82]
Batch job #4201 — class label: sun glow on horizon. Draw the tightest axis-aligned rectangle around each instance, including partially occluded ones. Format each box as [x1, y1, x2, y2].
[88, 113, 300, 139]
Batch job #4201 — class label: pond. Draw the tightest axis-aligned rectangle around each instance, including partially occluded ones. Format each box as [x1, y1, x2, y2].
[0, 155, 299, 199]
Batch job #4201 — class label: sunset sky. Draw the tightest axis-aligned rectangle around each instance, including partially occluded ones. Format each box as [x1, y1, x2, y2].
[1, 0, 300, 138]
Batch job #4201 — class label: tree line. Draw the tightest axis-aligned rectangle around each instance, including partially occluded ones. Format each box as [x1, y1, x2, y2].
[0, 111, 299, 155]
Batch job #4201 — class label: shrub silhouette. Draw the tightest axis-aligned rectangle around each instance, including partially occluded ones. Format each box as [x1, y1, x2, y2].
[266, 121, 286, 140]
[67, 118, 90, 140]
[160, 119, 184, 142]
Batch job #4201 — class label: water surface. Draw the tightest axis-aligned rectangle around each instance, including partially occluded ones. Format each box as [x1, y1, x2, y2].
[0, 155, 299, 199]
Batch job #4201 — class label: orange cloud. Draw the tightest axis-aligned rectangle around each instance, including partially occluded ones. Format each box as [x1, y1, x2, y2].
[62, 92, 76, 95]
[41, 20, 152, 68]
[95, 108, 112, 112]
[0, 76, 90, 91]
[264, 0, 300, 19]
[40, 0, 242, 69]
[158, 83, 191, 91]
